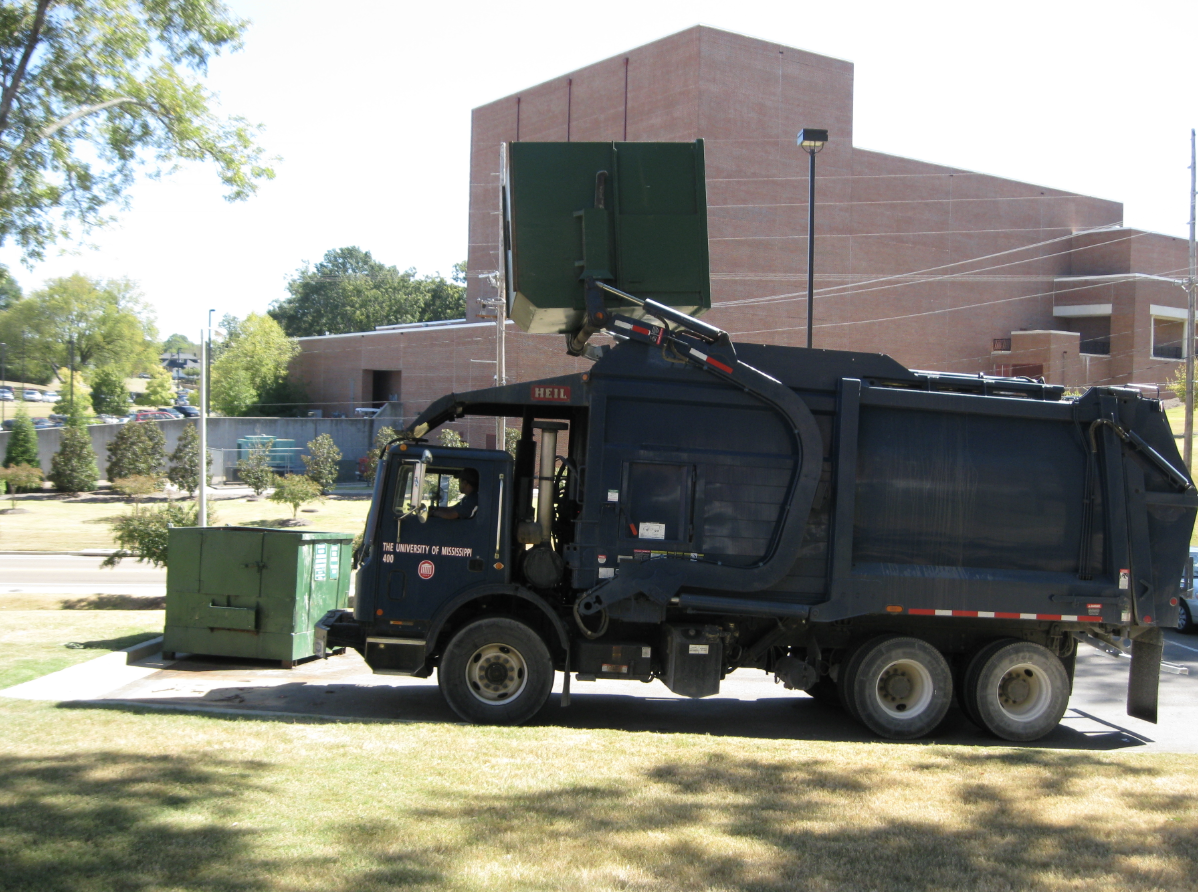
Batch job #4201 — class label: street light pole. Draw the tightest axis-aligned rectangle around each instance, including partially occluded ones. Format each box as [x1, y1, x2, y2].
[67, 336, 75, 410]
[198, 323, 208, 527]
[798, 128, 829, 350]
[1, 342, 6, 424]
[1185, 128, 1196, 471]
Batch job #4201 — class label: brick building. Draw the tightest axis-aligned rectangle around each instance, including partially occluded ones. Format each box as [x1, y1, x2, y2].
[294, 26, 1190, 448]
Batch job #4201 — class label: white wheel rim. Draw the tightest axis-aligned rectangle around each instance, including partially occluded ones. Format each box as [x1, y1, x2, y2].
[994, 662, 1052, 723]
[872, 658, 934, 718]
[465, 642, 528, 705]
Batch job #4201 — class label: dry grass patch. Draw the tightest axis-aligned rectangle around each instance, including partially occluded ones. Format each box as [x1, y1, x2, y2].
[0, 492, 371, 551]
[0, 701, 1194, 892]
[0, 609, 163, 689]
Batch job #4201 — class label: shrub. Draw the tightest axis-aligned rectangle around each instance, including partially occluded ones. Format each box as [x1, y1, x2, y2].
[112, 475, 163, 501]
[3, 408, 39, 468]
[0, 464, 44, 505]
[102, 500, 206, 568]
[167, 422, 211, 496]
[237, 440, 276, 495]
[302, 433, 341, 494]
[49, 424, 100, 493]
[106, 420, 166, 481]
[362, 426, 397, 484]
[269, 474, 322, 518]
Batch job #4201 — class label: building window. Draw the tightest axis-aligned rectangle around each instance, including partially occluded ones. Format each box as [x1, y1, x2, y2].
[1070, 316, 1111, 356]
[1152, 317, 1184, 360]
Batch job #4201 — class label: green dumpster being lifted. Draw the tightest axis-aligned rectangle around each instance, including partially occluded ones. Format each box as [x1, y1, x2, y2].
[163, 527, 353, 667]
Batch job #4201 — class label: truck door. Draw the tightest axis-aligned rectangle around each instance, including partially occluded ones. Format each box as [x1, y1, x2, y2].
[375, 454, 510, 624]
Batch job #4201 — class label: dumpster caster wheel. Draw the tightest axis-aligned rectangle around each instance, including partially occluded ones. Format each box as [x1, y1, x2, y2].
[962, 640, 1068, 742]
[282, 660, 294, 670]
[439, 617, 553, 725]
[844, 635, 952, 739]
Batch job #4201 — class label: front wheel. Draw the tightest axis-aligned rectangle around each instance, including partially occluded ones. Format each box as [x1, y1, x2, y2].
[964, 640, 1069, 742]
[438, 617, 554, 725]
[843, 636, 952, 739]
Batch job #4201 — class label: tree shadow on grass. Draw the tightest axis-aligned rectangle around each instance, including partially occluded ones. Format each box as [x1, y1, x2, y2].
[393, 749, 1197, 892]
[60, 594, 165, 610]
[0, 751, 274, 892]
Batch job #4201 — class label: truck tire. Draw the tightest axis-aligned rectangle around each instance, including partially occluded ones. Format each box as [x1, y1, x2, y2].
[844, 636, 953, 739]
[438, 617, 554, 726]
[1178, 601, 1193, 634]
[964, 640, 1069, 742]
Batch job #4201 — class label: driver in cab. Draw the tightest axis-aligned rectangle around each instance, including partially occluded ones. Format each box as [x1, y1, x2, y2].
[430, 468, 478, 520]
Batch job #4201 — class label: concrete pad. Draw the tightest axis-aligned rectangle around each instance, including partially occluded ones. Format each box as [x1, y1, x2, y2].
[2, 636, 166, 701]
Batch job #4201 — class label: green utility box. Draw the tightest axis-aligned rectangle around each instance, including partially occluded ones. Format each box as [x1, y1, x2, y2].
[163, 527, 353, 666]
[505, 140, 710, 334]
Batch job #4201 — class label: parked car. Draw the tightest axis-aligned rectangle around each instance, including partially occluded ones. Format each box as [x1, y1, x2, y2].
[128, 410, 175, 422]
[156, 407, 184, 418]
[22, 389, 41, 401]
[43, 391, 60, 402]
[0, 387, 13, 401]
[176, 405, 201, 418]
[1178, 547, 1198, 633]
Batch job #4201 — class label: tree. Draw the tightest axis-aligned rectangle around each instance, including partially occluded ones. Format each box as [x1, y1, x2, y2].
[236, 439, 275, 495]
[0, 0, 274, 263]
[167, 421, 210, 495]
[103, 499, 203, 568]
[0, 462, 43, 503]
[53, 365, 89, 414]
[105, 418, 165, 480]
[3, 406, 38, 467]
[210, 312, 302, 416]
[135, 365, 174, 406]
[0, 263, 21, 311]
[302, 432, 340, 494]
[0, 274, 158, 379]
[361, 425, 397, 484]
[162, 333, 198, 354]
[48, 402, 98, 492]
[269, 473, 321, 518]
[89, 366, 129, 415]
[268, 247, 466, 337]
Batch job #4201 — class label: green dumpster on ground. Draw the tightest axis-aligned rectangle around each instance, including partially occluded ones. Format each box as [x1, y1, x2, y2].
[163, 527, 353, 666]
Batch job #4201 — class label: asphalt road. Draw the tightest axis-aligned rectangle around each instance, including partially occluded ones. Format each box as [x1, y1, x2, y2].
[0, 553, 165, 596]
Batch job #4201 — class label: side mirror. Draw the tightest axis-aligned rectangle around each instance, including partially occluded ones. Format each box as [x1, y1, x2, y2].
[412, 450, 432, 523]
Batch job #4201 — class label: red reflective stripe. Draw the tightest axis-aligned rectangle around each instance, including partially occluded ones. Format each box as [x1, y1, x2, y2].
[707, 356, 734, 374]
[1078, 616, 1102, 622]
[631, 325, 650, 336]
[908, 609, 936, 616]
[995, 612, 1022, 619]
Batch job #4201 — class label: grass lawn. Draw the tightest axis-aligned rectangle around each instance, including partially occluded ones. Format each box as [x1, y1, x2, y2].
[0, 609, 163, 690]
[0, 492, 371, 551]
[0, 698, 1194, 892]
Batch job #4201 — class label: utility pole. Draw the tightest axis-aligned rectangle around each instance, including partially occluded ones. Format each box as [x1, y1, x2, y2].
[67, 336, 75, 410]
[198, 324, 209, 527]
[1186, 129, 1196, 472]
[1, 342, 6, 424]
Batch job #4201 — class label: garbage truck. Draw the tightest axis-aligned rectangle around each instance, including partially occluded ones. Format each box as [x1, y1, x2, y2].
[316, 140, 1196, 741]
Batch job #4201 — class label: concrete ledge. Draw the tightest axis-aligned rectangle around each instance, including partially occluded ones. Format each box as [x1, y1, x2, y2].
[124, 636, 164, 664]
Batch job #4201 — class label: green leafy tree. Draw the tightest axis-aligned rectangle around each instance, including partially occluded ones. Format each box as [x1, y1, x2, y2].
[236, 439, 275, 495]
[0, 462, 43, 503]
[0, 275, 158, 378]
[0, 263, 21, 311]
[3, 406, 38, 467]
[167, 421, 210, 495]
[268, 247, 466, 337]
[302, 432, 340, 494]
[112, 473, 161, 500]
[269, 473, 321, 518]
[361, 425, 397, 484]
[210, 313, 301, 416]
[105, 418, 165, 480]
[135, 365, 174, 406]
[103, 499, 205, 568]
[48, 404, 98, 492]
[0, 0, 275, 263]
[89, 366, 129, 415]
[52, 365, 89, 414]
[162, 333, 198, 354]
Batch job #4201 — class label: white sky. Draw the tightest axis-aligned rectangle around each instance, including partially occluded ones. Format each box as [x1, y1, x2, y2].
[1, 0, 1195, 340]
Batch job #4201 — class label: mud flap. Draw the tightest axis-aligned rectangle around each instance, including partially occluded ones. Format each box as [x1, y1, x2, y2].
[1127, 627, 1163, 724]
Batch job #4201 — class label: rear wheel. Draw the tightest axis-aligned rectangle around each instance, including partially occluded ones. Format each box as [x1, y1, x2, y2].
[1178, 601, 1193, 634]
[438, 617, 553, 725]
[965, 640, 1069, 742]
[843, 636, 952, 739]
